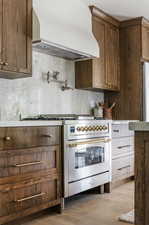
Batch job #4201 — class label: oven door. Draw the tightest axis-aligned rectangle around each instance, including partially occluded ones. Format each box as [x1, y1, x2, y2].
[67, 138, 111, 182]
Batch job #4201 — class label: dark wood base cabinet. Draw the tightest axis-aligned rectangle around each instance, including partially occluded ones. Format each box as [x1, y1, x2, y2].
[0, 126, 62, 225]
[135, 131, 149, 225]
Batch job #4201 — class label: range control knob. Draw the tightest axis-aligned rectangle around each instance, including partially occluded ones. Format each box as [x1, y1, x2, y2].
[96, 126, 99, 131]
[99, 126, 102, 131]
[77, 127, 81, 132]
[97, 126, 100, 130]
[80, 127, 84, 131]
[89, 126, 92, 131]
[93, 126, 96, 131]
[103, 125, 108, 130]
[85, 126, 88, 131]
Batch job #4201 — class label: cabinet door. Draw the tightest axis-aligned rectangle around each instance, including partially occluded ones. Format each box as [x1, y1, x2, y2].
[106, 24, 120, 91]
[142, 26, 149, 61]
[92, 17, 107, 89]
[2, 0, 32, 75]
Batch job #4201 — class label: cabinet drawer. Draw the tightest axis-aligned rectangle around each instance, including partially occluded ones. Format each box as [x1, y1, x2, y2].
[112, 155, 131, 181]
[0, 178, 59, 219]
[0, 126, 60, 150]
[112, 137, 134, 159]
[112, 124, 134, 138]
[0, 145, 59, 178]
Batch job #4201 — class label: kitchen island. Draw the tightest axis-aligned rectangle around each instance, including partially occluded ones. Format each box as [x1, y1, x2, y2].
[129, 122, 149, 225]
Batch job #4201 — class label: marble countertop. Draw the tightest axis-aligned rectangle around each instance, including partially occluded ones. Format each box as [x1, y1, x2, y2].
[112, 120, 138, 125]
[129, 122, 149, 131]
[0, 120, 141, 128]
[0, 121, 62, 127]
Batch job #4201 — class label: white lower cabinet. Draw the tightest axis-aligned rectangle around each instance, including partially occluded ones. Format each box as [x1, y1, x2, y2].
[112, 123, 134, 183]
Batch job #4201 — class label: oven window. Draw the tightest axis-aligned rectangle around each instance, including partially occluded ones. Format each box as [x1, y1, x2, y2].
[75, 146, 105, 169]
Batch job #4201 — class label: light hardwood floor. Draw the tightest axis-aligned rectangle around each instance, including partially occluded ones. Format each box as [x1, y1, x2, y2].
[7, 181, 134, 225]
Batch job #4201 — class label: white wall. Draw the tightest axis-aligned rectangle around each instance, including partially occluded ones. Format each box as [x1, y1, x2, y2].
[0, 51, 104, 121]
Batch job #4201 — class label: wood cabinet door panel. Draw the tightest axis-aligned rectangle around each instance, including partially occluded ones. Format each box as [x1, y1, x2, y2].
[0, 127, 60, 150]
[142, 26, 149, 61]
[106, 25, 120, 91]
[0, 178, 59, 218]
[2, 0, 32, 75]
[92, 17, 106, 89]
[0, 146, 59, 178]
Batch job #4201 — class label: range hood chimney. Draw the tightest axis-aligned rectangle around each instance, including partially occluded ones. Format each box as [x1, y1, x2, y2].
[33, 0, 99, 61]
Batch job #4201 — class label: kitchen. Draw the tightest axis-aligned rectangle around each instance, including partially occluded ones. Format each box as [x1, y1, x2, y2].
[0, 0, 149, 225]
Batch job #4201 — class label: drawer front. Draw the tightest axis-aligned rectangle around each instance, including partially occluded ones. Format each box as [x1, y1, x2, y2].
[112, 124, 134, 138]
[112, 155, 131, 182]
[0, 146, 59, 178]
[0, 126, 60, 150]
[0, 178, 60, 218]
[112, 136, 134, 159]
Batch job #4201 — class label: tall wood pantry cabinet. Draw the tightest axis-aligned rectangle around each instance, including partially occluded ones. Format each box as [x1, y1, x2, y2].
[0, 0, 32, 79]
[105, 17, 149, 120]
[75, 6, 120, 92]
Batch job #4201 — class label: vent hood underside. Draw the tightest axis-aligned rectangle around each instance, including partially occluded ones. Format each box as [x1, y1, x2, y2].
[33, 40, 94, 61]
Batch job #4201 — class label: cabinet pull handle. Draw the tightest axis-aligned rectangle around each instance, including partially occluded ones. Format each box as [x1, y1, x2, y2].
[4, 136, 12, 141]
[69, 138, 111, 147]
[0, 62, 8, 66]
[14, 192, 45, 203]
[118, 145, 131, 149]
[41, 134, 52, 138]
[13, 161, 43, 167]
[118, 165, 130, 171]
[113, 130, 119, 133]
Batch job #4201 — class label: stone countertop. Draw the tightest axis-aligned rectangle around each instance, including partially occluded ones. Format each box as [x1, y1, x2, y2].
[0, 121, 62, 127]
[112, 120, 138, 125]
[129, 122, 149, 131]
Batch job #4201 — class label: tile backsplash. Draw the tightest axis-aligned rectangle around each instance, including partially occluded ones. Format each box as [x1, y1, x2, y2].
[0, 51, 104, 121]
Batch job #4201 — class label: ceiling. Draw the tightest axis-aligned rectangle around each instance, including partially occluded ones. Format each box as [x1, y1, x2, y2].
[85, 0, 149, 21]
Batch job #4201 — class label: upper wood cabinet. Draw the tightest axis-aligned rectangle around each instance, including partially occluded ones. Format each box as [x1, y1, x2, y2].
[0, 0, 32, 79]
[75, 7, 120, 92]
[142, 25, 149, 61]
[105, 17, 149, 121]
[106, 24, 120, 90]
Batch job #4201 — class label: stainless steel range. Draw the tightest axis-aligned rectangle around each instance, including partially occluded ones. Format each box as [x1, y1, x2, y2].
[63, 119, 112, 199]
[23, 115, 112, 202]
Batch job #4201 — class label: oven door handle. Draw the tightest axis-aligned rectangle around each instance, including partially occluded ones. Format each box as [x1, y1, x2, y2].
[68, 138, 111, 148]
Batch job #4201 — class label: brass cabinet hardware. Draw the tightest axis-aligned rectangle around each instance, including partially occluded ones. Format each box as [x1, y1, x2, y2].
[14, 192, 45, 203]
[69, 138, 111, 147]
[13, 161, 43, 167]
[0, 62, 8, 66]
[3, 62, 8, 66]
[69, 144, 77, 148]
[4, 136, 11, 141]
[41, 134, 52, 138]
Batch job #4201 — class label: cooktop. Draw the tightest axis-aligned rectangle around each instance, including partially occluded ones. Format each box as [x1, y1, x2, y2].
[22, 114, 97, 121]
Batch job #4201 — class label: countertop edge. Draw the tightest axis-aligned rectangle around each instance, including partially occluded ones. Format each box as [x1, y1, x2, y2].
[129, 122, 149, 131]
[0, 121, 63, 127]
